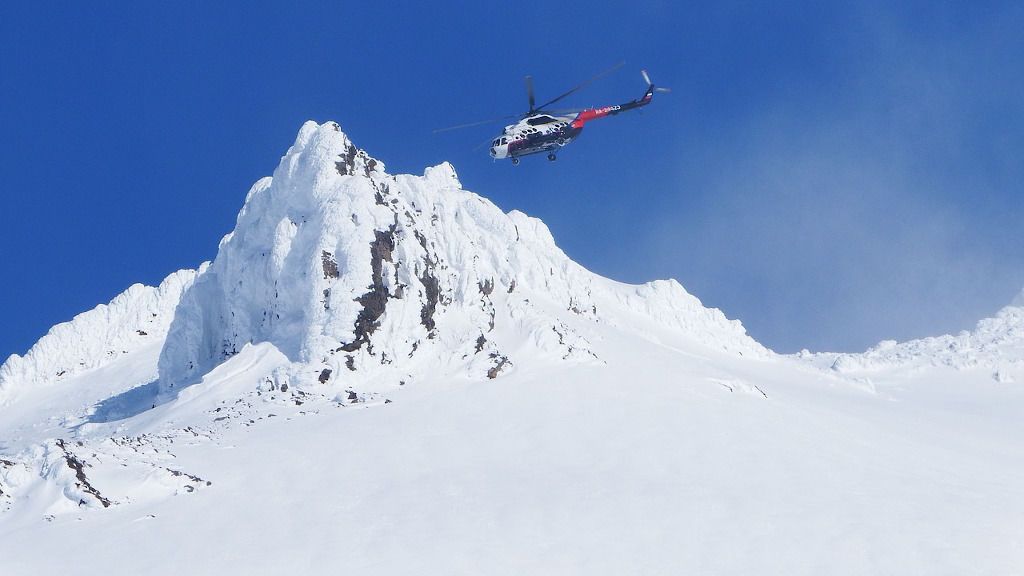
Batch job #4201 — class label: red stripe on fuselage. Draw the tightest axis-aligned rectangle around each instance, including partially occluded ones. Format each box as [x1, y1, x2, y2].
[570, 93, 653, 129]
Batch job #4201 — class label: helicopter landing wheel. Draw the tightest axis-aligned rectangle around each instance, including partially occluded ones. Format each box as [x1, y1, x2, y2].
[547, 153, 557, 162]
[511, 157, 520, 166]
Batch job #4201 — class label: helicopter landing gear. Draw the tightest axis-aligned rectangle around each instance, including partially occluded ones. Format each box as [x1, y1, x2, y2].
[547, 153, 557, 162]
[511, 157, 520, 166]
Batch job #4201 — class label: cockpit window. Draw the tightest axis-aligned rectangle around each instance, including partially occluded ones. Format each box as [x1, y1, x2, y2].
[527, 115, 555, 126]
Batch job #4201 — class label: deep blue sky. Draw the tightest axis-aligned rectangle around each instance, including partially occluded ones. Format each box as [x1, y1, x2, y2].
[2, 1, 1022, 357]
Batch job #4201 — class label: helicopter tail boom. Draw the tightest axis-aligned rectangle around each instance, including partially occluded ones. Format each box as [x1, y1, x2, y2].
[569, 70, 667, 129]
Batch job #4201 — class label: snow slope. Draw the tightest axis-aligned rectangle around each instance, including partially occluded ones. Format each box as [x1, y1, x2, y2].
[1, 122, 1021, 575]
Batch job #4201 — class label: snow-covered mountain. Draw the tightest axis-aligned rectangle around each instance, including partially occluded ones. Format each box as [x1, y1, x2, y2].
[156, 121, 764, 400]
[1, 122, 1022, 576]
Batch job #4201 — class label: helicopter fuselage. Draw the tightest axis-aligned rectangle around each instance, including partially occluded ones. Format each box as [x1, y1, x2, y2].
[489, 86, 655, 162]
[488, 114, 576, 160]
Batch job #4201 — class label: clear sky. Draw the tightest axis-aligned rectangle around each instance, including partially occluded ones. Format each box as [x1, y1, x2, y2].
[1, 1, 1022, 357]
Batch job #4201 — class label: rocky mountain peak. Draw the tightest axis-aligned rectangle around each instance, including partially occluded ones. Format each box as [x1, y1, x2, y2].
[156, 121, 764, 399]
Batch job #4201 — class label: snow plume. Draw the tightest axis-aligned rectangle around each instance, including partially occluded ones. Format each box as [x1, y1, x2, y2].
[1013, 287, 1024, 308]
[157, 121, 765, 398]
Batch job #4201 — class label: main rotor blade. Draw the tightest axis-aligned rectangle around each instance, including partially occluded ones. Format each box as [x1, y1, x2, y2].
[433, 115, 516, 134]
[537, 108, 584, 116]
[473, 136, 496, 151]
[525, 75, 535, 112]
[533, 61, 625, 112]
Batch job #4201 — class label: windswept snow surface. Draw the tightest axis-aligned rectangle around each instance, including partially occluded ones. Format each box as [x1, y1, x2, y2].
[1, 122, 1022, 575]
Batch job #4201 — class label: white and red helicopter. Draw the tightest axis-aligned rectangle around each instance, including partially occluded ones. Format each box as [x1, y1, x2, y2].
[435, 64, 670, 165]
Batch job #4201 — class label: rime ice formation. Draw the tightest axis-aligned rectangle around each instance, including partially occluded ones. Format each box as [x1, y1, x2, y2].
[156, 121, 765, 398]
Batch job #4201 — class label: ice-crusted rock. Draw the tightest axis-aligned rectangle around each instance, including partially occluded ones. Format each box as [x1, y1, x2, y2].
[0, 269, 198, 406]
[157, 120, 766, 396]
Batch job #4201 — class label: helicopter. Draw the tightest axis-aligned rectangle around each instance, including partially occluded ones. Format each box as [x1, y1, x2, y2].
[435, 64, 670, 165]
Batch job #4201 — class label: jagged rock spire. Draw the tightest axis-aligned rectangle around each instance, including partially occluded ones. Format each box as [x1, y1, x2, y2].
[155, 121, 764, 396]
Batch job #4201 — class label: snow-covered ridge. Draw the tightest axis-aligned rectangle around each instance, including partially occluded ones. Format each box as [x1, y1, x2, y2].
[0, 269, 198, 406]
[823, 295, 1024, 375]
[157, 120, 766, 397]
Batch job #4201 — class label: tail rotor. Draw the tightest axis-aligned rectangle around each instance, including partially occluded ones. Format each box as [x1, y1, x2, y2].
[641, 69, 671, 93]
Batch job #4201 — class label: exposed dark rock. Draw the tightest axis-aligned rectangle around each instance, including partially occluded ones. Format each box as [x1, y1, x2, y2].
[487, 355, 511, 379]
[420, 267, 440, 332]
[221, 339, 239, 360]
[318, 368, 332, 384]
[335, 145, 358, 175]
[321, 251, 340, 279]
[345, 355, 356, 371]
[340, 226, 397, 352]
[507, 278, 517, 293]
[136, 330, 148, 336]
[551, 324, 599, 361]
[371, 181, 392, 206]
[475, 334, 487, 353]
[55, 439, 111, 508]
[166, 468, 211, 486]
[478, 278, 494, 296]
